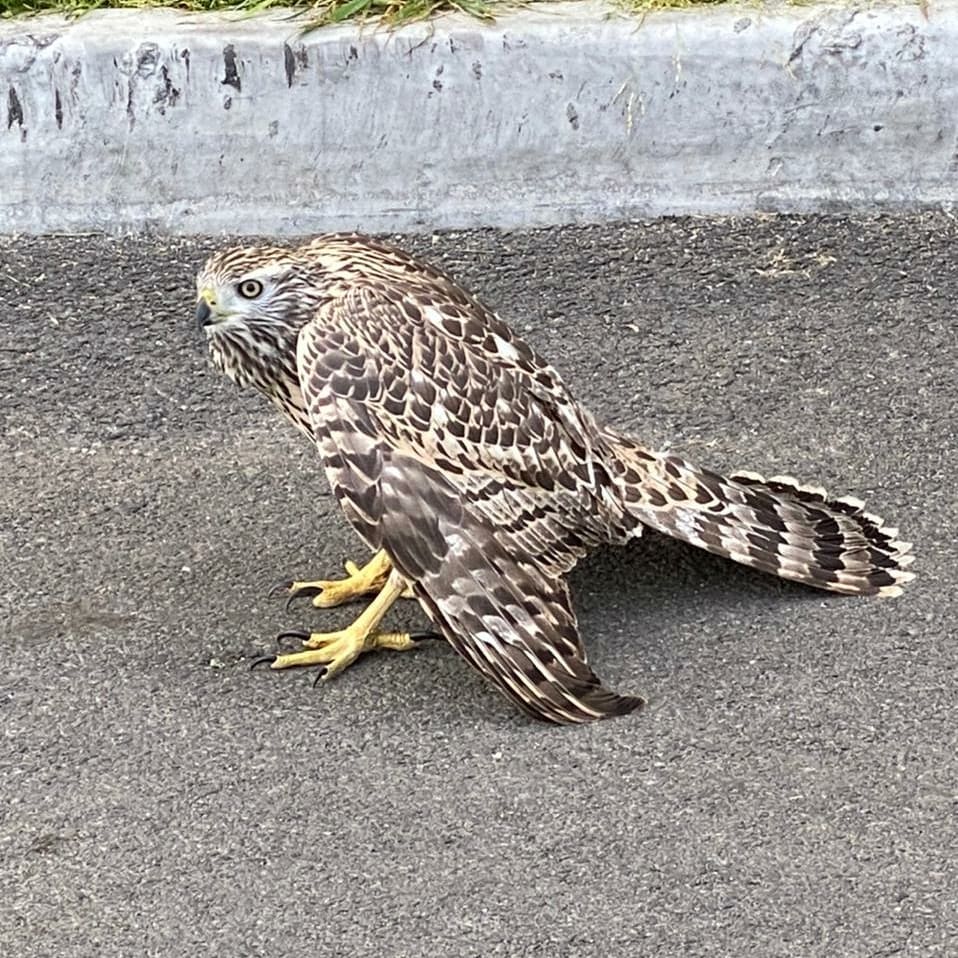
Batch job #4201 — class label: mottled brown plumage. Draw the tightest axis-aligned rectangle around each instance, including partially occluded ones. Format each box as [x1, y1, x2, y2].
[196, 233, 914, 724]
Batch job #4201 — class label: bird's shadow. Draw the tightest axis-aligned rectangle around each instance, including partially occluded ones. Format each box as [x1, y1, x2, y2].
[568, 530, 822, 654]
[580, 526, 820, 601]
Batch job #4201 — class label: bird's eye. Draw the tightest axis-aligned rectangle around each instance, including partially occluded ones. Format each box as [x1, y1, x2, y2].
[237, 279, 264, 299]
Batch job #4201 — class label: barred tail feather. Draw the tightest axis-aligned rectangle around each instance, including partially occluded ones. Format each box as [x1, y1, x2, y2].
[603, 431, 916, 597]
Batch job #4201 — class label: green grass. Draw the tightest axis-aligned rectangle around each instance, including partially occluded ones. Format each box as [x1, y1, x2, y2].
[0, 0, 743, 28]
[0, 0, 495, 25]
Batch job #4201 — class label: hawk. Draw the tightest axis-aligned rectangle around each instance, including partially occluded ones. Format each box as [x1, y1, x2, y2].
[196, 233, 914, 724]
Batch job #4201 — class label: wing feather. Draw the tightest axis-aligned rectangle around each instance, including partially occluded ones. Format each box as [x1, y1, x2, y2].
[294, 285, 642, 724]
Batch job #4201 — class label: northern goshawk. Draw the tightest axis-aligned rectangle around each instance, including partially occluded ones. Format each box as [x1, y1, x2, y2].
[196, 233, 914, 724]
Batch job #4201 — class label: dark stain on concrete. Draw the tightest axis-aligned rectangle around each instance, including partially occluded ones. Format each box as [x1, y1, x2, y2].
[222, 44, 241, 92]
[155, 65, 181, 114]
[283, 43, 295, 88]
[54, 88, 62, 129]
[7, 86, 23, 130]
[136, 43, 159, 75]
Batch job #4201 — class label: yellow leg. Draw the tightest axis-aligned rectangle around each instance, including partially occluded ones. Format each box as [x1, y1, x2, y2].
[266, 571, 426, 680]
[276, 549, 414, 609]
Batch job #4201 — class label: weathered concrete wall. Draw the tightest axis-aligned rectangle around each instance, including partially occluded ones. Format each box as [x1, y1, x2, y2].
[0, 2, 955, 234]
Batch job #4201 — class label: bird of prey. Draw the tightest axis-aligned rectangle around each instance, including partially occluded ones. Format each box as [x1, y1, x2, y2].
[196, 233, 914, 724]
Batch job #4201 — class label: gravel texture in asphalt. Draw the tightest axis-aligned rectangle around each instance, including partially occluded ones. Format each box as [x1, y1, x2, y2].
[1, 214, 955, 956]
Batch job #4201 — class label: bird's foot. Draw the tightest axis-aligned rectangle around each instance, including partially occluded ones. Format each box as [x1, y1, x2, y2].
[253, 627, 439, 682]
[271, 550, 412, 610]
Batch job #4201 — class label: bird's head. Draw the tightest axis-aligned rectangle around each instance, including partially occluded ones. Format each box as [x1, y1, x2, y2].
[195, 245, 321, 389]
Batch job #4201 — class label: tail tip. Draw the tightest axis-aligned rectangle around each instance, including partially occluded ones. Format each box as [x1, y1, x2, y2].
[877, 568, 916, 598]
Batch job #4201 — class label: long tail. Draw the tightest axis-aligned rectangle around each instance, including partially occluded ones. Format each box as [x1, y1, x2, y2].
[602, 429, 915, 597]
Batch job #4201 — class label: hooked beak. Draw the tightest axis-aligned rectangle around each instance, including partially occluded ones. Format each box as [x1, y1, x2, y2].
[196, 288, 216, 328]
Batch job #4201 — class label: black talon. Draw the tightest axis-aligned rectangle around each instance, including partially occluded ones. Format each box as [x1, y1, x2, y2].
[284, 585, 322, 612]
[311, 667, 328, 688]
[267, 578, 295, 599]
[409, 630, 444, 643]
[250, 655, 277, 670]
[275, 629, 310, 651]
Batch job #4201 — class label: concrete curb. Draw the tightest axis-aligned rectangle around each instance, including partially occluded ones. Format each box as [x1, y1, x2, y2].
[1, 2, 955, 235]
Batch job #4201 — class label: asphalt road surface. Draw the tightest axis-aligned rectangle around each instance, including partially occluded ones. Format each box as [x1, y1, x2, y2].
[1, 215, 955, 957]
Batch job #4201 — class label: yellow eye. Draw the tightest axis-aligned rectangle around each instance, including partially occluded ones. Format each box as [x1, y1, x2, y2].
[238, 279, 264, 299]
